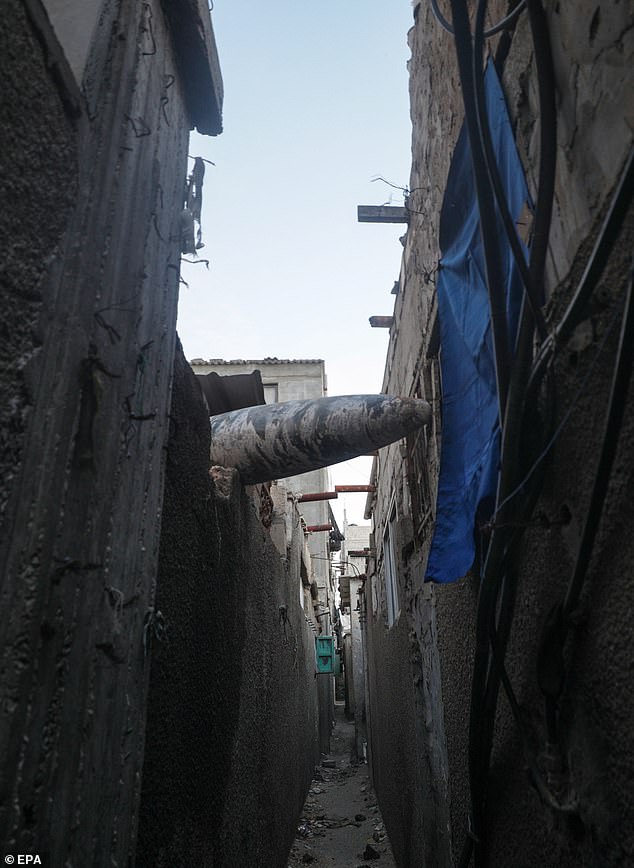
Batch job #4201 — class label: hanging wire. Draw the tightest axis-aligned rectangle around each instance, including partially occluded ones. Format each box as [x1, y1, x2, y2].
[447, 0, 557, 862]
[563, 258, 634, 619]
[471, 0, 548, 339]
[447, 0, 513, 422]
[491, 304, 621, 528]
[430, 0, 527, 37]
[527, 145, 634, 397]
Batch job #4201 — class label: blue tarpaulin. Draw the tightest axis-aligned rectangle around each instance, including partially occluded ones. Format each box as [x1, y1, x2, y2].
[425, 61, 530, 584]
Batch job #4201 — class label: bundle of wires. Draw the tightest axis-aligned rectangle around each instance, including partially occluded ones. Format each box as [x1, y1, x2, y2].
[428, 1, 634, 865]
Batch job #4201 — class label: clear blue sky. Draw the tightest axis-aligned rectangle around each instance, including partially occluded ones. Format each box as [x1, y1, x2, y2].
[177, 0, 416, 523]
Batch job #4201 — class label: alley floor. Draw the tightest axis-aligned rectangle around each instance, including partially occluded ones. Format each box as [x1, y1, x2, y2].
[287, 705, 397, 868]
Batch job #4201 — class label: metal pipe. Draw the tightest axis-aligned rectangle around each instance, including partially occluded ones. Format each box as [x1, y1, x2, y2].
[334, 485, 376, 493]
[306, 524, 333, 533]
[297, 491, 338, 502]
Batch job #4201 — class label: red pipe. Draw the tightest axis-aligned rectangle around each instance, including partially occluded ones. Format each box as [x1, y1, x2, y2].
[306, 524, 333, 533]
[297, 491, 338, 502]
[334, 485, 376, 493]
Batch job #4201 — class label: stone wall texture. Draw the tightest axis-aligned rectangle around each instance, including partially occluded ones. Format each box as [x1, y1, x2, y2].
[366, 1, 634, 866]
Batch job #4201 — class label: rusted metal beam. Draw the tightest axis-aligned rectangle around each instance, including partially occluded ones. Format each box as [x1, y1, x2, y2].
[306, 523, 333, 533]
[334, 485, 376, 493]
[348, 549, 370, 558]
[297, 491, 338, 503]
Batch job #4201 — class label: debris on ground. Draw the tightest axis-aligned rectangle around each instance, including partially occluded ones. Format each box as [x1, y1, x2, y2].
[286, 706, 396, 867]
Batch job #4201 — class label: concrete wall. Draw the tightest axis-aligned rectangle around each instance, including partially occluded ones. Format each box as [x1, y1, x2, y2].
[43, 0, 104, 82]
[340, 522, 371, 758]
[137, 344, 320, 868]
[192, 357, 336, 752]
[0, 0, 78, 546]
[191, 359, 332, 592]
[0, 2, 219, 862]
[366, 2, 634, 866]
[348, 576, 365, 757]
[191, 358, 328, 401]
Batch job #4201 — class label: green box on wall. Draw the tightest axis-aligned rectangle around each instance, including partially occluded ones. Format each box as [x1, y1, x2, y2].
[315, 635, 334, 674]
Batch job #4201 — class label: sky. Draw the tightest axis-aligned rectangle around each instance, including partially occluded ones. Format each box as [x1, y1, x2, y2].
[176, 0, 415, 525]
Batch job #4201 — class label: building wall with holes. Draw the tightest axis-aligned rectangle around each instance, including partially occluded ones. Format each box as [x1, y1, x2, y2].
[365, 2, 634, 866]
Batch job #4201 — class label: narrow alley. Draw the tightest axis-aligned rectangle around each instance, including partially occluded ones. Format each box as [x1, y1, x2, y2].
[2, 1, 633, 867]
[287, 705, 396, 868]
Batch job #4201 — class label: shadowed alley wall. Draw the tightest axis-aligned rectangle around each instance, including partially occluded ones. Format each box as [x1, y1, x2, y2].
[137, 343, 320, 868]
[365, 2, 634, 867]
[0, 1, 221, 862]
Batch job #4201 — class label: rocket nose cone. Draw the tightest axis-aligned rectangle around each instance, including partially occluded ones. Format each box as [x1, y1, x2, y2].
[398, 397, 432, 429]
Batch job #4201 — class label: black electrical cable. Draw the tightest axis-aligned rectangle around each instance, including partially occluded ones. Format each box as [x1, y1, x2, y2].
[464, 3, 559, 863]
[478, 0, 558, 698]
[459, 18, 629, 868]
[450, 1, 538, 846]
[445, 0, 523, 839]
[472, 0, 548, 340]
[492, 307, 620, 521]
[430, 0, 527, 37]
[448, 0, 512, 421]
[558, 148, 634, 343]
[474, 168, 631, 868]
[528, 145, 634, 399]
[534, 258, 634, 810]
[524, 0, 557, 301]
[564, 258, 634, 618]
[492, 625, 577, 813]
[442, 0, 558, 862]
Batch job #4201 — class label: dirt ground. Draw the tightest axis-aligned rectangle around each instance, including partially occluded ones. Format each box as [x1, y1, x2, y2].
[287, 705, 397, 868]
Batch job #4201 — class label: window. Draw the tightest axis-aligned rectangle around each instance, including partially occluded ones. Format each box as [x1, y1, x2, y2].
[370, 573, 378, 617]
[383, 497, 399, 627]
[406, 366, 436, 539]
[407, 424, 433, 538]
[263, 382, 279, 404]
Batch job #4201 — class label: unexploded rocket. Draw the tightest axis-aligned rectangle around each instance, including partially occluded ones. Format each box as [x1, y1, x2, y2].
[209, 394, 431, 485]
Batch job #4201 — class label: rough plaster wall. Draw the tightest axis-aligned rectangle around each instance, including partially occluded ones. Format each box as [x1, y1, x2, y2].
[499, 2, 633, 290]
[137, 344, 320, 868]
[349, 577, 366, 757]
[479, 208, 634, 867]
[365, 600, 427, 868]
[432, 575, 479, 865]
[366, 537, 452, 868]
[368, 1, 634, 866]
[0, 0, 78, 545]
[0, 1, 189, 862]
[540, 1, 633, 285]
